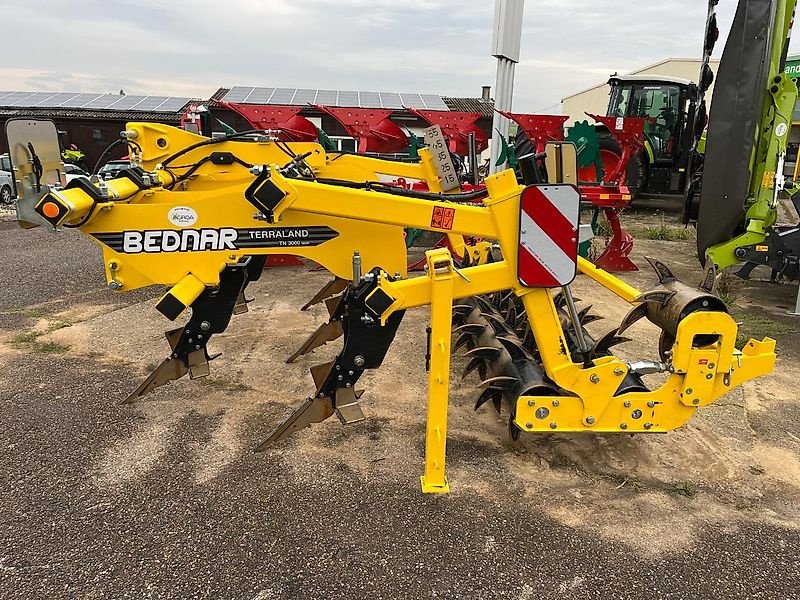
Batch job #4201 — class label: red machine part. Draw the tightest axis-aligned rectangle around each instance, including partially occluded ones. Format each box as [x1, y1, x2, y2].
[500, 111, 644, 273]
[580, 185, 638, 272]
[584, 113, 647, 185]
[265, 255, 305, 268]
[405, 109, 488, 156]
[496, 112, 569, 154]
[221, 103, 319, 142]
[311, 105, 408, 154]
[180, 103, 207, 135]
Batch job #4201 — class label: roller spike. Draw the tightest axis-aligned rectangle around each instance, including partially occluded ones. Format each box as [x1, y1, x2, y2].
[500, 291, 515, 305]
[503, 300, 518, 327]
[580, 314, 604, 325]
[495, 335, 535, 361]
[593, 329, 633, 356]
[521, 324, 536, 351]
[508, 418, 521, 441]
[478, 363, 488, 381]
[464, 346, 503, 360]
[462, 356, 486, 380]
[453, 332, 476, 352]
[617, 303, 649, 335]
[699, 265, 716, 293]
[478, 375, 518, 390]
[453, 323, 487, 336]
[552, 290, 565, 309]
[474, 294, 493, 307]
[553, 291, 580, 308]
[474, 389, 503, 413]
[645, 257, 677, 284]
[452, 303, 475, 317]
[633, 290, 677, 306]
[481, 311, 512, 332]
[658, 331, 676, 362]
[492, 396, 502, 414]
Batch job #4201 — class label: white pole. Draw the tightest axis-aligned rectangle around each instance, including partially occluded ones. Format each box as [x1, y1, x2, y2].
[489, 0, 525, 174]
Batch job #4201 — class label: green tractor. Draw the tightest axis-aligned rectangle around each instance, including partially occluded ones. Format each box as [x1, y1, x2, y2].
[587, 74, 701, 197]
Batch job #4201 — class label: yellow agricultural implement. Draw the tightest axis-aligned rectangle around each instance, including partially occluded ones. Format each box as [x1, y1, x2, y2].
[6, 120, 776, 493]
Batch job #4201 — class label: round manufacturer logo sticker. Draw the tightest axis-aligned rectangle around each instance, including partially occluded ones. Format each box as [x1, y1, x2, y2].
[776, 123, 789, 138]
[167, 206, 198, 228]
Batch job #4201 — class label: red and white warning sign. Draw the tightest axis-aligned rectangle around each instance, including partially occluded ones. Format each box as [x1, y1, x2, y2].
[518, 184, 581, 288]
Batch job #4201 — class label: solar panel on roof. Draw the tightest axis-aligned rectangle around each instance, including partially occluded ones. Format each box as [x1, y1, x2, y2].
[0, 90, 192, 112]
[133, 96, 170, 111]
[38, 92, 80, 107]
[107, 95, 147, 110]
[359, 91, 381, 108]
[379, 92, 403, 109]
[338, 91, 359, 107]
[83, 94, 121, 109]
[219, 86, 452, 112]
[222, 87, 253, 103]
[315, 90, 337, 105]
[158, 97, 191, 112]
[59, 93, 104, 108]
[246, 87, 274, 103]
[291, 89, 317, 106]
[14, 92, 53, 106]
[2, 92, 37, 105]
[400, 93, 426, 109]
[266, 88, 293, 104]
[421, 94, 449, 111]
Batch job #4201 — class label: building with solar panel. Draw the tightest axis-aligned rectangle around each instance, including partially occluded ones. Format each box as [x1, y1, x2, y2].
[0, 91, 195, 167]
[0, 86, 494, 168]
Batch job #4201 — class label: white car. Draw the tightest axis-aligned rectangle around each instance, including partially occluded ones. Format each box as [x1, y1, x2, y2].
[0, 169, 13, 205]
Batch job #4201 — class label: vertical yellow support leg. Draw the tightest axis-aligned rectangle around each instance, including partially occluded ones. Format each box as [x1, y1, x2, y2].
[420, 248, 455, 494]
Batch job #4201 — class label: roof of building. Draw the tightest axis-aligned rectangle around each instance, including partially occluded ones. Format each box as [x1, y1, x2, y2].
[562, 57, 720, 101]
[0, 106, 186, 122]
[442, 97, 494, 117]
[218, 86, 450, 111]
[210, 87, 493, 118]
[0, 91, 194, 122]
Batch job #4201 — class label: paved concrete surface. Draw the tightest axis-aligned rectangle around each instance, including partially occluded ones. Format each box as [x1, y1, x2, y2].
[1, 222, 799, 599]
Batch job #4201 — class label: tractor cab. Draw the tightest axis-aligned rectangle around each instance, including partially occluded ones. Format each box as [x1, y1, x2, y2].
[605, 75, 698, 195]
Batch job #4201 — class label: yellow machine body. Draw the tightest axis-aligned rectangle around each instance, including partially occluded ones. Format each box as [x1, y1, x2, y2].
[27, 124, 777, 493]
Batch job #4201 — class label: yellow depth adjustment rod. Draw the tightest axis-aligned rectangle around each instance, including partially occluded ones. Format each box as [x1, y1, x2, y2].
[420, 248, 457, 494]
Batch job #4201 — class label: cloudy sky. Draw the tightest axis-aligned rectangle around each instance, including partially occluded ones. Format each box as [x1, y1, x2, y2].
[1, 1, 796, 112]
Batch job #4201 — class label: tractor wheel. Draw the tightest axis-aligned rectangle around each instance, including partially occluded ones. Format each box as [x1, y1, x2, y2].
[597, 132, 647, 197]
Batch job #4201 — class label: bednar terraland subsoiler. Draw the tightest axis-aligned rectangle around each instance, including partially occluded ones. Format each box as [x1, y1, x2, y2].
[5, 114, 775, 492]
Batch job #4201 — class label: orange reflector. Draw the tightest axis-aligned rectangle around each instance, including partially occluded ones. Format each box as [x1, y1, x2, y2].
[42, 202, 61, 219]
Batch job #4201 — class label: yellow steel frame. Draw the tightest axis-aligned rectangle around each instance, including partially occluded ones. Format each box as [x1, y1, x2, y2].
[35, 124, 777, 492]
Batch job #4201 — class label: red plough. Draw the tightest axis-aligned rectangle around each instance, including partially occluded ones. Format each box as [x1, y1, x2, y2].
[404, 109, 488, 155]
[502, 111, 645, 272]
[221, 103, 319, 142]
[310, 105, 408, 154]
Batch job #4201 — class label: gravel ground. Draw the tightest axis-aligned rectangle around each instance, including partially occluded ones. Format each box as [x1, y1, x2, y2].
[1, 217, 799, 599]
